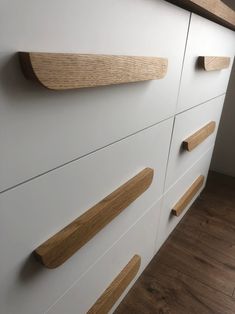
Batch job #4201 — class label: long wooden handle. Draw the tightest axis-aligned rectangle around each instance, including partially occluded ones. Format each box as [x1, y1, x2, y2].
[19, 52, 168, 90]
[198, 56, 231, 71]
[87, 255, 141, 314]
[183, 121, 216, 152]
[172, 175, 204, 217]
[34, 168, 153, 268]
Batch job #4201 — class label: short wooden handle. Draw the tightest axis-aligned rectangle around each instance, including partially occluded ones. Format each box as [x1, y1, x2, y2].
[19, 52, 168, 90]
[183, 121, 216, 152]
[172, 175, 204, 217]
[34, 168, 153, 268]
[198, 56, 231, 71]
[87, 255, 141, 314]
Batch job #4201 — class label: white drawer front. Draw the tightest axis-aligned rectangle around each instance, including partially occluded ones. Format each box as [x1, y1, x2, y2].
[0, 119, 172, 314]
[0, 0, 189, 192]
[177, 13, 235, 113]
[156, 146, 214, 252]
[46, 200, 161, 314]
[165, 95, 224, 190]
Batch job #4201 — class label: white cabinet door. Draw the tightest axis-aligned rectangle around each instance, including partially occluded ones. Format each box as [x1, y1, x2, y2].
[0, 0, 190, 192]
[46, 200, 162, 314]
[0, 118, 172, 314]
[165, 95, 224, 190]
[156, 146, 214, 252]
[177, 13, 235, 113]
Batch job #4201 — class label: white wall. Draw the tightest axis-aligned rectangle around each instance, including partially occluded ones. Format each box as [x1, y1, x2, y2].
[210, 0, 235, 177]
[211, 63, 235, 177]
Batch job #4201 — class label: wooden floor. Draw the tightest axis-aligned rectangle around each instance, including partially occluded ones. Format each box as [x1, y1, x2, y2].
[114, 171, 235, 314]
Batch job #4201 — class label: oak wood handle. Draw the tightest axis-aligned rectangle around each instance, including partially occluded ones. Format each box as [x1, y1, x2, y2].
[87, 255, 141, 314]
[172, 175, 204, 217]
[34, 168, 153, 268]
[198, 56, 231, 71]
[183, 121, 216, 152]
[19, 52, 168, 90]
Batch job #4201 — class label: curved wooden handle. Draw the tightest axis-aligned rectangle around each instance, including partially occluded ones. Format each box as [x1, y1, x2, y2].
[172, 175, 204, 217]
[19, 52, 168, 90]
[198, 56, 230, 71]
[183, 121, 216, 152]
[88, 255, 141, 314]
[34, 168, 153, 268]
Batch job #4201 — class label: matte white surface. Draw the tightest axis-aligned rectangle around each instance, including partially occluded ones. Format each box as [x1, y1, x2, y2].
[0, 119, 172, 314]
[165, 95, 225, 190]
[0, 0, 189, 192]
[177, 13, 235, 113]
[46, 200, 161, 314]
[156, 146, 214, 252]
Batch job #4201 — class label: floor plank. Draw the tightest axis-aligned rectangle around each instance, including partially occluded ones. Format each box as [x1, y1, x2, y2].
[157, 227, 235, 296]
[180, 208, 235, 261]
[116, 263, 235, 314]
[114, 171, 235, 313]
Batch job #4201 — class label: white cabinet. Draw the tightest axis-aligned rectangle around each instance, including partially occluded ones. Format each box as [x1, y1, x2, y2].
[0, 2, 234, 314]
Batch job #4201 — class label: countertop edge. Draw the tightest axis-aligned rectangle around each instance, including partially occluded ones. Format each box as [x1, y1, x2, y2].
[165, 0, 235, 31]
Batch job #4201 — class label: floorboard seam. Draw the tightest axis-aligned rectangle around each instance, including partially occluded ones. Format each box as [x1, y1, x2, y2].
[156, 260, 234, 298]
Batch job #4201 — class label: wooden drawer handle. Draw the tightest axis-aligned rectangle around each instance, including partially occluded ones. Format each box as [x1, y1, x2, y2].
[183, 121, 216, 152]
[34, 168, 153, 268]
[172, 175, 204, 217]
[88, 255, 141, 314]
[198, 56, 231, 71]
[19, 52, 168, 90]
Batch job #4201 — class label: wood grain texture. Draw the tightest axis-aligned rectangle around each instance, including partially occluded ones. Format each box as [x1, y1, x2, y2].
[198, 56, 231, 71]
[115, 262, 235, 314]
[165, 0, 235, 30]
[115, 171, 235, 314]
[34, 168, 153, 268]
[19, 52, 168, 90]
[88, 255, 141, 314]
[160, 227, 235, 296]
[180, 202, 235, 262]
[172, 175, 204, 216]
[183, 121, 216, 151]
